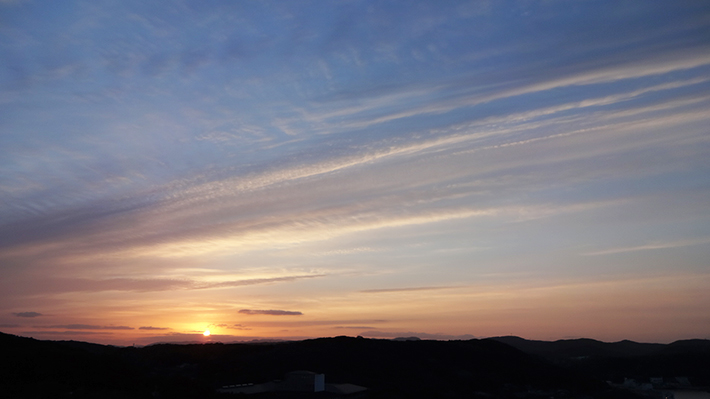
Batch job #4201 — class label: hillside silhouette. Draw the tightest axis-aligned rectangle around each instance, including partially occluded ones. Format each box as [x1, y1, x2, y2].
[491, 336, 710, 386]
[2, 331, 708, 398]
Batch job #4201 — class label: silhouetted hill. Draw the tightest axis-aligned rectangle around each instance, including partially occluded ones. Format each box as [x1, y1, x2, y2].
[662, 339, 710, 355]
[489, 336, 665, 359]
[137, 336, 607, 398]
[2, 331, 689, 399]
[490, 336, 710, 387]
[0, 332, 152, 398]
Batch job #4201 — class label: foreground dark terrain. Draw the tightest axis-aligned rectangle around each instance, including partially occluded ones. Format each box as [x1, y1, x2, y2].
[1, 331, 708, 399]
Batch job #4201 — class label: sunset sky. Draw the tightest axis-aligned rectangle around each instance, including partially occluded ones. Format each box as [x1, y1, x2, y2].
[1, 0, 709, 346]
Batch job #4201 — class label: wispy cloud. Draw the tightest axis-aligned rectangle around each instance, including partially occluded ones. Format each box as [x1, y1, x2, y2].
[241, 319, 389, 328]
[33, 324, 134, 330]
[139, 326, 169, 330]
[334, 326, 374, 329]
[3, 274, 325, 296]
[583, 237, 710, 256]
[360, 285, 462, 293]
[238, 309, 303, 316]
[13, 312, 42, 318]
[298, 51, 710, 131]
[202, 275, 325, 289]
[2, 82, 707, 264]
[226, 324, 251, 330]
[22, 331, 113, 336]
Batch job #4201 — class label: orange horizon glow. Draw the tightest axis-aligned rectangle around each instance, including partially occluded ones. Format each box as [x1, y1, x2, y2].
[6, 272, 709, 347]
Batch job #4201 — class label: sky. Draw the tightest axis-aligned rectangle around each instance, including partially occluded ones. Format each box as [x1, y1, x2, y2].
[1, 0, 709, 346]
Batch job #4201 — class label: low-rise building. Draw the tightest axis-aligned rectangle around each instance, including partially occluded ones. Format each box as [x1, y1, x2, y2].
[217, 371, 367, 397]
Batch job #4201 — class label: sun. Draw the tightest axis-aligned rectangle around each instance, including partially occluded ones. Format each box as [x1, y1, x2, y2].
[203, 329, 210, 337]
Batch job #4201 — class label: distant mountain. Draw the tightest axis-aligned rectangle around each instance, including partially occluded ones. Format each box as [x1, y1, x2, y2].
[391, 336, 421, 341]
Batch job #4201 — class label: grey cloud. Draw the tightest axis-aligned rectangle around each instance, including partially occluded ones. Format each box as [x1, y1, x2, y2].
[4, 278, 192, 295]
[22, 331, 113, 336]
[33, 324, 134, 330]
[334, 326, 374, 329]
[243, 319, 388, 328]
[238, 309, 303, 316]
[0, 195, 161, 251]
[13, 311, 42, 318]
[139, 326, 169, 330]
[0, 324, 20, 328]
[227, 324, 251, 330]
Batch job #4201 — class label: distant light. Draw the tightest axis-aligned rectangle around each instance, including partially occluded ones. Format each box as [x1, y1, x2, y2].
[203, 330, 211, 337]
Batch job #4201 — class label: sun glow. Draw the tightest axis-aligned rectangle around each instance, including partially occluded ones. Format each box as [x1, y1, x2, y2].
[203, 330, 210, 337]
